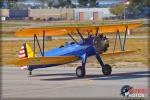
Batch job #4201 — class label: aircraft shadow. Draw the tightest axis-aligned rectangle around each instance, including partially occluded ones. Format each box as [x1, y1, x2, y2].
[39, 71, 150, 81]
[92, 71, 150, 80]
[31, 73, 75, 77]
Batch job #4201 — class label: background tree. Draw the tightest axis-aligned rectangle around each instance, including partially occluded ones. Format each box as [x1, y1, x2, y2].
[110, 0, 150, 18]
[109, 4, 125, 17]
[48, 0, 54, 8]
[78, 0, 88, 7]
[78, 0, 96, 7]
[143, 0, 150, 6]
[65, 0, 72, 8]
[50, 0, 72, 8]
[89, 0, 96, 7]
[58, 0, 65, 8]
[127, 0, 150, 17]
[8, 0, 18, 9]
[128, 0, 143, 15]
[39, 0, 49, 8]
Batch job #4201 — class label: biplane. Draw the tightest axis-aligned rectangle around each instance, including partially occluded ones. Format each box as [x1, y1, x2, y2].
[8, 23, 142, 78]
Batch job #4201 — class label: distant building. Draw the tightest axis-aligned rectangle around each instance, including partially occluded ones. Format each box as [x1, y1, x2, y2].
[0, 9, 9, 21]
[0, 8, 74, 21]
[9, 9, 28, 20]
[73, 0, 123, 20]
[28, 8, 73, 20]
[0, 7, 115, 21]
[74, 8, 115, 21]
[0, 0, 124, 21]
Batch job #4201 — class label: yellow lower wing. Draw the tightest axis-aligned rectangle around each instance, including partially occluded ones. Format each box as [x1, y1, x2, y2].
[8, 56, 80, 66]
[8, 50, 135, 66]
[102, 50, 136, 56]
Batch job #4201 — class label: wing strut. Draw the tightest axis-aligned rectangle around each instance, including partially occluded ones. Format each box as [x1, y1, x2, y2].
[42, 30, 45, 56]
[117, 30, 123, 51]
[33, 31, 45, 56]
[68, 33, 79, 44]
[95, 27, 99, 36]
[76, 29, 84, 41]
[113, 26, 128, 52]
[113, 30, 123, 52]
[33, 34, 36, 57]
[122, 26, 128, 51]
[34, 34, 43, 56]
[113, 31, 117, 52]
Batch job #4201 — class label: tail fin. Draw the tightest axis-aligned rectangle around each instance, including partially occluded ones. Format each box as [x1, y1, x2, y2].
[19, 43, 34, 69]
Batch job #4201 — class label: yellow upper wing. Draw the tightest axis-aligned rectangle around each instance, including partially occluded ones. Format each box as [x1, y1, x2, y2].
[16, 23, 142, 37]
[7, 56, 80, 66]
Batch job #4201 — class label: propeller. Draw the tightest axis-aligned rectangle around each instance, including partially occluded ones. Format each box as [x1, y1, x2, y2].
[93, 34, 109, 54]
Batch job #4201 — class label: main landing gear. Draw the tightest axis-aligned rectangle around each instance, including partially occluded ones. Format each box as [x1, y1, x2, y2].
[76, 66, 85, 78]
[75, 53, 86, 78]
[96, 54, 112, 76]
[75, 64, 112, 78]
[75, 53, 112, 78]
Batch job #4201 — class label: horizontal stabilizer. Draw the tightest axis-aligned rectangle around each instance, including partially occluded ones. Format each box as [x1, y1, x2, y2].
[102, 50, 136, 56]
[7, 56, 80, 66]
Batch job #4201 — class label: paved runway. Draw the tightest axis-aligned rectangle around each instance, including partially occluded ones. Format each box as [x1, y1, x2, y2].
[1, 67, 150, 99]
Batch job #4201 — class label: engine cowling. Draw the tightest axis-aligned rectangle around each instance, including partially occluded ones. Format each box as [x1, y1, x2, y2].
[93, 35, 109, 54]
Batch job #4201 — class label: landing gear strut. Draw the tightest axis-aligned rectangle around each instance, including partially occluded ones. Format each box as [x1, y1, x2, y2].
[76, 66, 85, 78]
[96, 54, 112, 76]
[76, 53, 87, 78]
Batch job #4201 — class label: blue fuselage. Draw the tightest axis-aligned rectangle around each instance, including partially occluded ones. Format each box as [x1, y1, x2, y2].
[30, 37, 96, 70]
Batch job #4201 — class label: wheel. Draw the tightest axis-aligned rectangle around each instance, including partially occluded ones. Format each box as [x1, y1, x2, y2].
[28, 67, 32, 76]
[76, 66, 85, 78]
[102, 64, 112, 76]
[28, 70, 32, 76]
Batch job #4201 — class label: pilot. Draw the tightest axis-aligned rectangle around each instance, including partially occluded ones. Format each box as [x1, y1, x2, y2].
[88, 34, 93, 38]
[65, 42, 69, 45]
[98, 34, 103, 38]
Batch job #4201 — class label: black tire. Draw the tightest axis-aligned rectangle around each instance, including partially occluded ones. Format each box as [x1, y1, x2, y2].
[102, 64, 112, 76]
[76, 66, 85, 78]
[28, 71, 32, 75]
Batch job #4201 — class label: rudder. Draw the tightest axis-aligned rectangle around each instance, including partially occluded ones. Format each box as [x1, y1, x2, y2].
[19, 43, 34, 69]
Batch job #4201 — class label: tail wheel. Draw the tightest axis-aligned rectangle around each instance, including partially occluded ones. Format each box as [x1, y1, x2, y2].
[76, 66, 85, 78]
[28, 67, 32, 76]
[102, 64, 112, 76]
[28, 70, 32, 76]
